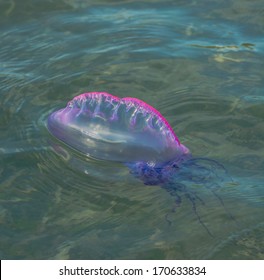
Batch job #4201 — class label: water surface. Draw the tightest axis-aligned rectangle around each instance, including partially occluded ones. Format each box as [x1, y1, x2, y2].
[0, 0, 264, 259]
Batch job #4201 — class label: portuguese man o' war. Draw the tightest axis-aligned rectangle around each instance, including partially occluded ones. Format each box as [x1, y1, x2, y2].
[47, 92, 233, 236]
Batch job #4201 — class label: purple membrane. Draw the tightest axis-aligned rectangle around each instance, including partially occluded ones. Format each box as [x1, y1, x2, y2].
[47, 92, 189, 163]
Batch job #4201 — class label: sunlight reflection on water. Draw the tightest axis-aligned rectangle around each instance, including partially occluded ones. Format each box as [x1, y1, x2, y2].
[0, 0, 263, 259]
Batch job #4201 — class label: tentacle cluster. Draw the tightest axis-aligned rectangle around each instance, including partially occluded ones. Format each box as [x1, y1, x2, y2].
[127, 156, 234, 236]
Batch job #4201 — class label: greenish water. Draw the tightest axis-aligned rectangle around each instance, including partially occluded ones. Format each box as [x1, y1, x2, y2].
[0, 0, 264, 259]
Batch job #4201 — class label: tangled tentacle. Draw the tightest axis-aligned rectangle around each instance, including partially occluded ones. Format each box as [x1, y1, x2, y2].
[127, 156, 235, 236]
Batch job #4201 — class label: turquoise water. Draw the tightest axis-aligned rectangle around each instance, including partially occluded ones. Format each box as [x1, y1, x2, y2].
[0, 0, 264, 259]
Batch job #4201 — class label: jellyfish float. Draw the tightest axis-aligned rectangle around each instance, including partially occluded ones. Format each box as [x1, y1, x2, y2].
[47, 92, 232, 236]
